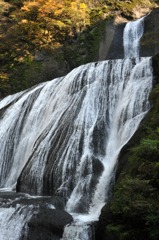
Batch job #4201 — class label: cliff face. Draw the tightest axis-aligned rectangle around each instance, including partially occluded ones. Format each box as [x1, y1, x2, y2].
[140, 9, 159, 57]
[98, 16, 126, 60]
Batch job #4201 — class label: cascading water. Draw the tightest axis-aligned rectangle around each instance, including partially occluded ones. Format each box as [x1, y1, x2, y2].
[0, 205, 34, 240]
[0, 15, 153, 240]
[65, 57, 152, 221]
[123, 16, 145, 58]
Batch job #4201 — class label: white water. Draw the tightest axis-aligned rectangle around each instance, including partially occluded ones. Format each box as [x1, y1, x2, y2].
[124, 16, 145, 58]
[65, 57, 152, 222]
[0, 15, 153, 240]
[0, 205, 34, 240]
[61, 223, 94, 240]
[62, 15, 152, 240]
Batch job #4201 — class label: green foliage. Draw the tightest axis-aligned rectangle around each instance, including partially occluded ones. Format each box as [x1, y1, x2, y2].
[63, 20, 107, 69]
[90, 6, 109, 25]
[105, 174, 159, 239]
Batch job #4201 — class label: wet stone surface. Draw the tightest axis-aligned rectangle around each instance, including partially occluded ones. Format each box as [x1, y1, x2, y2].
[0, 191, 65, 209]
[0, 191, 73, 240]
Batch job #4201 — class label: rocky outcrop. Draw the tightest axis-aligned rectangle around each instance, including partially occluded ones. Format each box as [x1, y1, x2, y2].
[26, 209, 73, 240]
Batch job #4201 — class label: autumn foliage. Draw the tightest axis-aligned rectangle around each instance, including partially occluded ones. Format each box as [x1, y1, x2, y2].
[0, 0, 157, 96]
[20, 0, 91, 44]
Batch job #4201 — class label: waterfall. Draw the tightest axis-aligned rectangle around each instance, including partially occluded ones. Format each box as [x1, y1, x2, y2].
[0, 15, 153, 240]
[65, 57, 152, 222]
[62, 15, 152, 238]
[123, 16, 145, 58]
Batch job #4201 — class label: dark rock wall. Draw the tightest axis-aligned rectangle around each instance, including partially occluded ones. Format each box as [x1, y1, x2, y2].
[98, 19, 126, 60]
[140, 8, 159, 57]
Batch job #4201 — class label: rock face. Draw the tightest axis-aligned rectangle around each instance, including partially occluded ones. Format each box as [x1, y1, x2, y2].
[98, 16, 126, 60]
[140, 8, 159, 57]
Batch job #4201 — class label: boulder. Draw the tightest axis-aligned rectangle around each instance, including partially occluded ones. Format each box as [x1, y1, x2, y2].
[26, 208, 73, 240]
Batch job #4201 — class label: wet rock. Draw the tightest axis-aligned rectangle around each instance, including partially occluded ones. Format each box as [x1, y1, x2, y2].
[0, 191, 65, 209]
[27, 208, 73, 240]
[0, 192, 71, 240]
